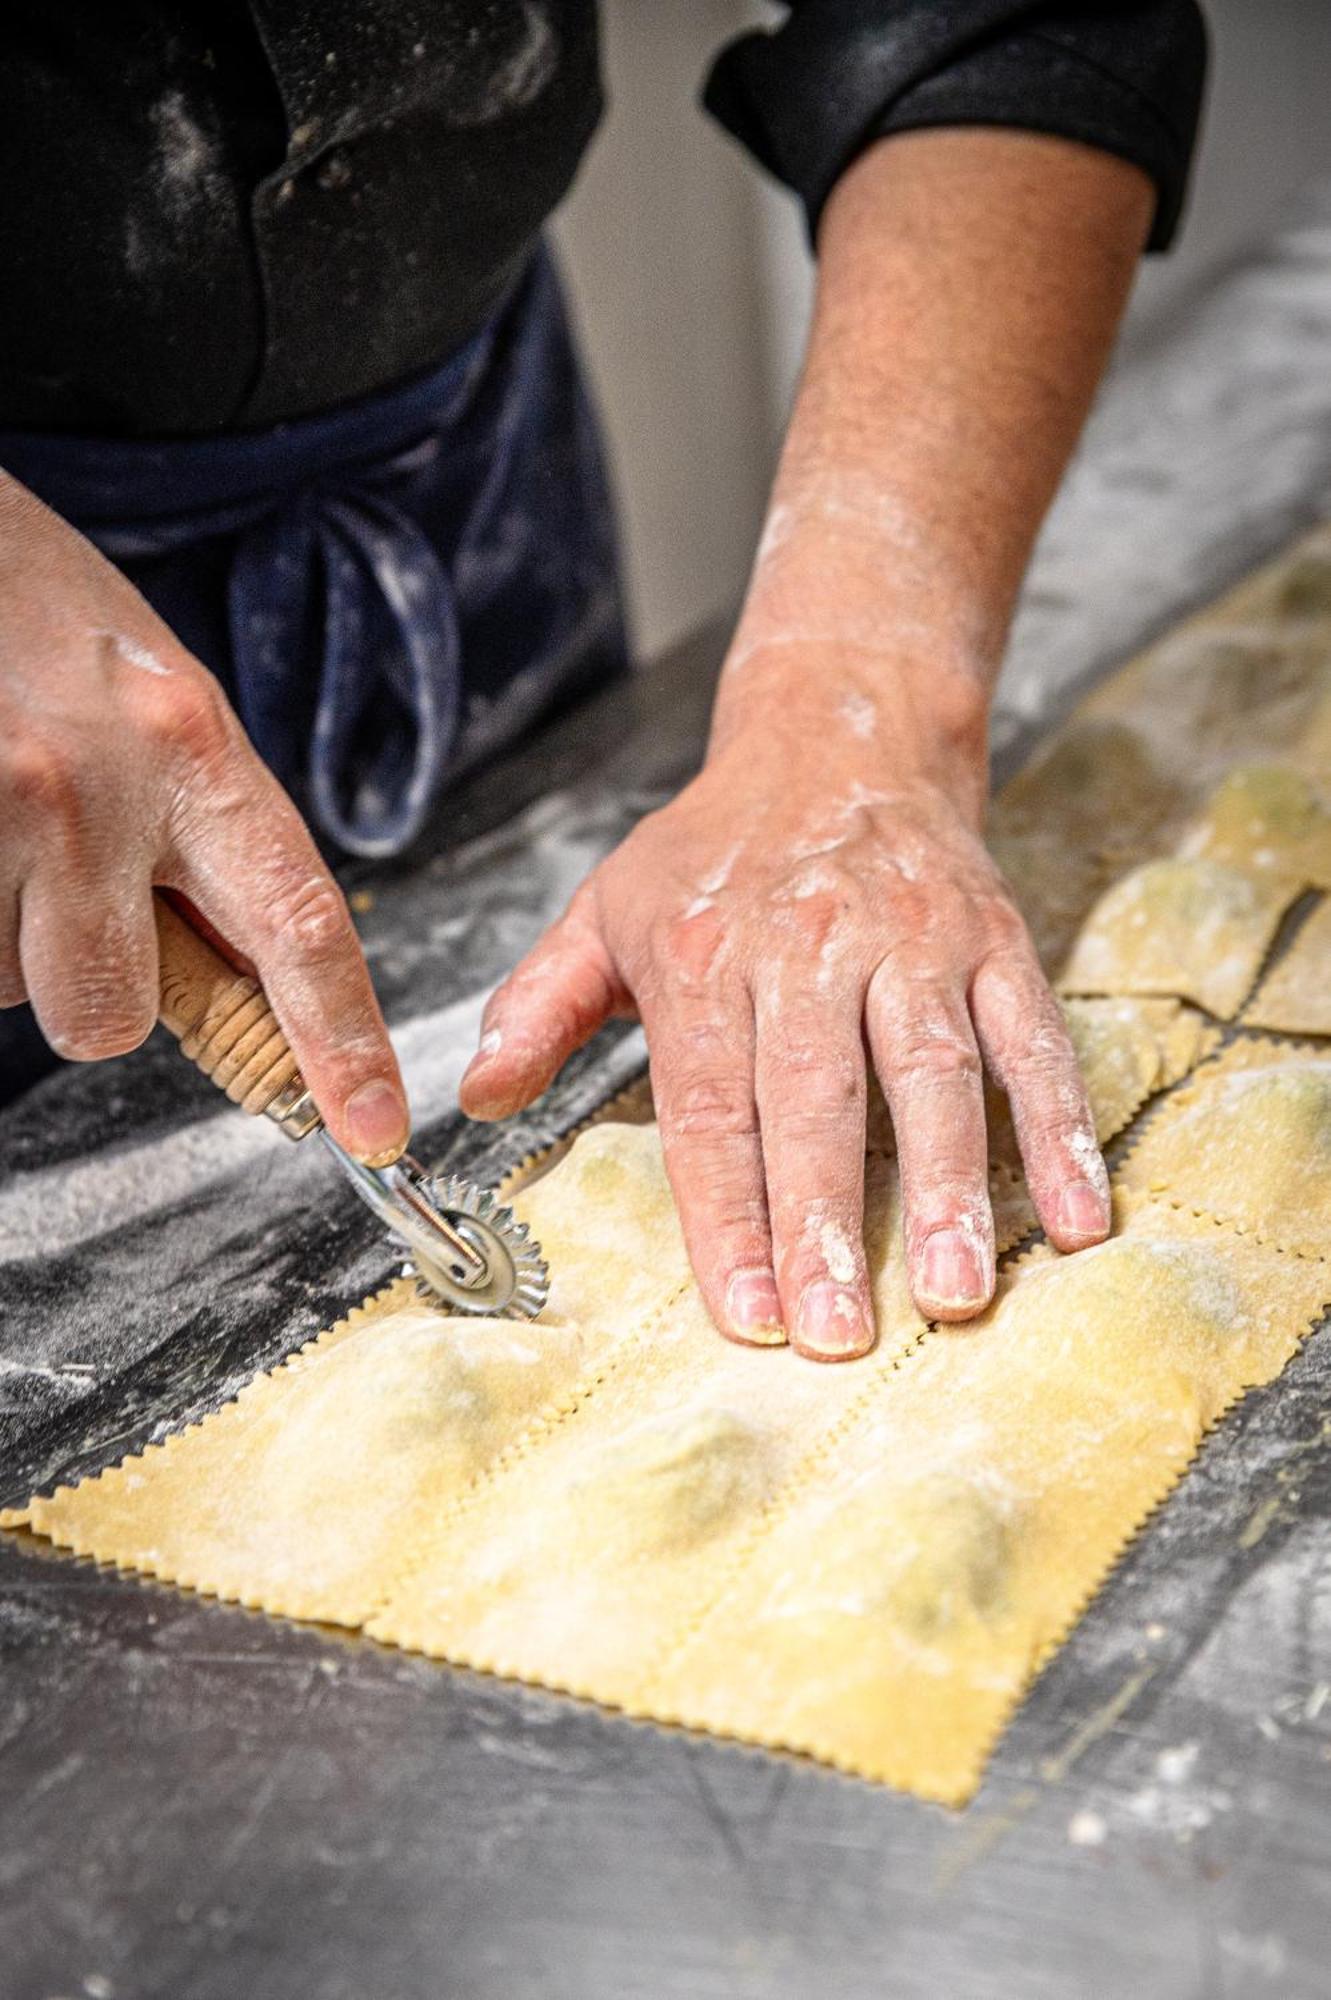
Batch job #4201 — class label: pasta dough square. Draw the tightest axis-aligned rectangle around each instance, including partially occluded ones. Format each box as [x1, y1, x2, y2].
[1116, 1038, 1331, 1255]
[369, 1156, 1036, 1692]
[1057, 856, 1298, 1018]
[1175, 764, 1331, 888]
[1244, 899, 1331, 1036]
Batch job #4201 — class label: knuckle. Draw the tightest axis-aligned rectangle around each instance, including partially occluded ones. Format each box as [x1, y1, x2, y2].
[902, 1198, 992, 1260]
[660, 1066, 755, 1142]
[776, 887, 849, 943]
[980, 894, 1029, 952]
[689, 1190, 769, 1240]
[650, 909, 727, 987]
[908, 1167, 989, 1209]
[129, 665, 233, 768]
[653, 913, 701, 960]
[1004, 1009, 1081, 1091]
[263, 872, 355, 963]
[892, 1030, 980, 1088]
[763, 1043, 862, 1124]
[3, 734, 84, 827]
[975, 936, 1049, 1010]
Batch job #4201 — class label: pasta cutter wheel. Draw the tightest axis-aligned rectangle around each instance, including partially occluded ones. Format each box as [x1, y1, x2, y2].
[326, 1143, 550, 1320]
[152, 896, 550, 1322]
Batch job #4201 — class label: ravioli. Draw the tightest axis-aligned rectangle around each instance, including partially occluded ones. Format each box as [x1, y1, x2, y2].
[1176, 764, 1331, 888]
[1244, 899, 1331, 1036]
[368, 1285, 877, 1697]
[1057, 856, 1297, 1018]
[1117, 1039, 1331, 1254]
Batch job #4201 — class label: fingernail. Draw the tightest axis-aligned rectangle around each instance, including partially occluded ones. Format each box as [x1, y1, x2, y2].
[797, 1280, 873, 1359]
[918, 1228, 988, 1312]
[461, 1028, 502, 1087]
[725, 1268, 786, 1345]
[1059, 1181, 1109, 1241]
[345, 1079, 409, 1165]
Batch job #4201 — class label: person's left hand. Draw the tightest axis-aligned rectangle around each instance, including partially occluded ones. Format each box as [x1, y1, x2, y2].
[458, 651, 1110, 1360]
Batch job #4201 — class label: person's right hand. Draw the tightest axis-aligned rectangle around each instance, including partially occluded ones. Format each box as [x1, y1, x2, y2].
[0, 471, 408, 1163]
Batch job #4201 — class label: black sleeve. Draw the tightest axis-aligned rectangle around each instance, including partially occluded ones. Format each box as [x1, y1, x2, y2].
[704, 2, 1208, 251]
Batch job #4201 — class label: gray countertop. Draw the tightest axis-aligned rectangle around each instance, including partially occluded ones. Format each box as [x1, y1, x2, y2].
[7, 181, 1331, 2000]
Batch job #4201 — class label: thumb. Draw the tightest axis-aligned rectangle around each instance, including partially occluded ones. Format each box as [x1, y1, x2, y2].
[460, 888, 629, 1119]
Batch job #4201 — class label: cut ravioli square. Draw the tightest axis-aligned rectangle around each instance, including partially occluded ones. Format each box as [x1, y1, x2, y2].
[1175, 764, 1331, 888]
[1244, 899, 1331, 1036]
[1057, 856, 1298, 1018]
[1117, 1039, 1331, 1254]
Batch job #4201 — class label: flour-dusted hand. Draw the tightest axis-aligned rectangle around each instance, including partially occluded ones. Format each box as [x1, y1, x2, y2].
[0, 472, 408, 1163]
[460, 660, 1109, 1355]
[462, 127, 1154, 1356]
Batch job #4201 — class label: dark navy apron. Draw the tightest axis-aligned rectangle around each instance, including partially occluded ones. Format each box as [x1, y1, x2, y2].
[0, 246, 627, 1102]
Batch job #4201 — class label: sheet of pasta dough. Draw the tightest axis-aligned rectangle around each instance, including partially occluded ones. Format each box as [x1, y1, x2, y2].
[11, 524, 1331, 1806]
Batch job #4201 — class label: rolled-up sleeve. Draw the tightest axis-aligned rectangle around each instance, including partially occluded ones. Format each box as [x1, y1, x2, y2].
[705, 2, 1208, 250]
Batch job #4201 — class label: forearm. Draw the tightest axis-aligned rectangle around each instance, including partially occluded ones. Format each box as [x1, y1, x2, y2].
[713, 127, 1156, 784]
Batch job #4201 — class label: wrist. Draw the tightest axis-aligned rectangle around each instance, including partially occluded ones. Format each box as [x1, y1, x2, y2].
[708, 637, 991, 825]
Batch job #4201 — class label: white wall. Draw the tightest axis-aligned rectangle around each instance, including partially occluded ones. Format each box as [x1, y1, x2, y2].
[556, 1, 1331, 661]
[553, 3, 773, 658]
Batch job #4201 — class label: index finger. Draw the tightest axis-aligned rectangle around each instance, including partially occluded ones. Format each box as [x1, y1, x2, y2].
[166, 754, 408, 1164]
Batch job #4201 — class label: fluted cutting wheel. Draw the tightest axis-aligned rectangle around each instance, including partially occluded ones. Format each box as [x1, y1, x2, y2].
[411, 1173, 550, 1320]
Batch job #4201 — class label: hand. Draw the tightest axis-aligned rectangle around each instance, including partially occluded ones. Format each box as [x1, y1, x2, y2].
[463, 125, 1145, 1352]
[0, 472, 408, 1162]
[460, 657, 1110, 1358]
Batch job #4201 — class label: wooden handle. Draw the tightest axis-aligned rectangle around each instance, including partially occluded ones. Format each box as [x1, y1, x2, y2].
[154, 898, 311, 1123]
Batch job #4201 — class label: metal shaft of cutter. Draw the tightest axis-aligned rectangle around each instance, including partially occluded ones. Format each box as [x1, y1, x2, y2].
[320, 1131, 490, 1289]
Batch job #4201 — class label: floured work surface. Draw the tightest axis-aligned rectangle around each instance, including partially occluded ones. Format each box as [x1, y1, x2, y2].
[11, 527, 1331, 1805]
